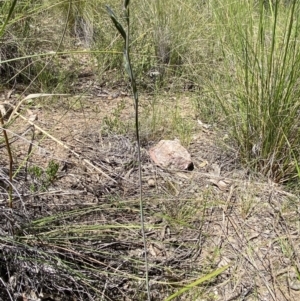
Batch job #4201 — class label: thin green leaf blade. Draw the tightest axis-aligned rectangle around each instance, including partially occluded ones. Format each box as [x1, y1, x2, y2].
[0, 0, 18, 37]
[164, 265, 230, 301]
[123, 51, 132, 79]
[106, 5, 126, 40]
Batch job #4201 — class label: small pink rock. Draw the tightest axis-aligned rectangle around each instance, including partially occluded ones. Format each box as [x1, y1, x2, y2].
[149, 140, 194, 170]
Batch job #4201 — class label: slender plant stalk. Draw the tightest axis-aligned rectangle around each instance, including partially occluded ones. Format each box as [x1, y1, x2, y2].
[0, 111, 13, 208]
[106, 2, 150, 300]
[0, 0, 19, 209]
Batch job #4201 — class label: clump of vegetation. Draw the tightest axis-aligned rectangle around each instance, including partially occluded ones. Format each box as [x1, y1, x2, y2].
[102, 100, 130, 134]
[28, 160, 59, 192]
[211, 0, 300, 182]
[0, 0, 78, 92]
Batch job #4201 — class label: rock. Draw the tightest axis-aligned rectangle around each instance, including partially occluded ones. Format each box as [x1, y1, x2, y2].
[148, 178, 156, 187]
[148, 179, 155, 188]
[149, 140, 194, 170]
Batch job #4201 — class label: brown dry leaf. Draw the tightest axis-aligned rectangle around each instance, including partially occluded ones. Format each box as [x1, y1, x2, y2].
[149, 244, 158, 257]
[0, 104, 7, 116]
[197, 119, 211, 129]
[28, 114, 38, 122]
[209, 179, 232, 191]
[30, 290, 40, 300]
[7, 89, 14, 99]
[161, 225, 170, 240]
[199, 160, 208, 168]
[289, 270, 300, 291]
[0, 102, 13, 119]
[124, 167, 133, 180]
[9, 275, 17, 288]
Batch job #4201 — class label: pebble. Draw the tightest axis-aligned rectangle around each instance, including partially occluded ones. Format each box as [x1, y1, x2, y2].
[148, 178, 155, 187]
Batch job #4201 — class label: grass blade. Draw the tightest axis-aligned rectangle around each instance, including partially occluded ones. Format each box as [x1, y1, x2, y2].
[0, 0, 18, 37]
[164, 265, 230, 301]
[106, 5, 126, 40]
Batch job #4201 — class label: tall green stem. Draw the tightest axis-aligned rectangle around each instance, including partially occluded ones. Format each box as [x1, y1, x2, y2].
[106, 1, 150, 299]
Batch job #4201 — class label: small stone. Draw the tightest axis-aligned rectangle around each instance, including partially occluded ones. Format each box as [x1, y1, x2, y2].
[148, 179, 155, 187]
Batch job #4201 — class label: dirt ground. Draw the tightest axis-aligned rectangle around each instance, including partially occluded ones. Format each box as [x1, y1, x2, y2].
[1, 74, 300, 301]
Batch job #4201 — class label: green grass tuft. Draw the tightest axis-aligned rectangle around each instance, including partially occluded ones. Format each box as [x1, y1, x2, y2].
[211, 0, 300, 182]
